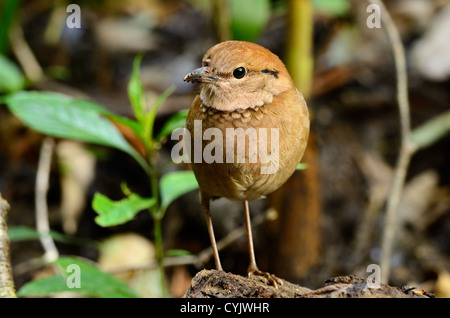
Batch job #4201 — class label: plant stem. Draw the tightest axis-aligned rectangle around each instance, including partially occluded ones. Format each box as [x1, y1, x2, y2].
[147, 166, 167, 297]
[286, 0, 314, 99]
[140, 85, 176, 297]
[214, 0, 231, 41]
[153, 214, 167, 297]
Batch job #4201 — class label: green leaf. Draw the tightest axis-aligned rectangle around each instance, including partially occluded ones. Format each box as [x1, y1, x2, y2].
[165, 249, 192, 257]
[128, 54, 145, 123]
[8, 226, 98, 248]
[156, 109, 188, 141]
[4, 91, 150, 174]
[143, 85, 176, 145]
[17, 275, 69, 297]
[0, 54, 25, 93]
[107, 113, 143, 140]
[313, 0, 350, 17]
[296, 162, 309, 170]
[17, 256, 138, 298]
[93, 192, 156, 227]
[159, 170, 198, 214]
[230, 0, 271, 42]
[7, 226, 40, 241]
[410, 109, 450, 151]
[5, 92, 121, 146]
[127, 54, 176, 148]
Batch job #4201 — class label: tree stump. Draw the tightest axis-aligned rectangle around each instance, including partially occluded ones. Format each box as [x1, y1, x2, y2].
[183, 269, 434, 298]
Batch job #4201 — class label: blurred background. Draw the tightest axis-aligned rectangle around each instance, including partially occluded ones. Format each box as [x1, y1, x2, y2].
[1, 0, 450, 297]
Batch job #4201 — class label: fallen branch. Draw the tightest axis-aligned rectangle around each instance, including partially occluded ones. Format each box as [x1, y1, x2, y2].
[0, 194, 16, 298]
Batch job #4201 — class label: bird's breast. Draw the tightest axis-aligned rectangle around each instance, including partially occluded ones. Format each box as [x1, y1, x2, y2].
[186, 88, 309, 201]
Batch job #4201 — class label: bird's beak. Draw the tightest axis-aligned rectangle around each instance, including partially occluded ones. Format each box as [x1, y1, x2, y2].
[183, 67, 218, 83]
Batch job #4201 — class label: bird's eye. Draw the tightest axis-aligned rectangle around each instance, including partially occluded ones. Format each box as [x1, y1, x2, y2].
[232, 67, 247, 79]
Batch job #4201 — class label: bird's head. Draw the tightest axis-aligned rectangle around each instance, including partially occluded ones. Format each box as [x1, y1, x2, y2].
[184, 41, 294, 112]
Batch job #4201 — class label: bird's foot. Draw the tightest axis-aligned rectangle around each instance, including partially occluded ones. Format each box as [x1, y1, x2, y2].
[248, 269, 283, 288]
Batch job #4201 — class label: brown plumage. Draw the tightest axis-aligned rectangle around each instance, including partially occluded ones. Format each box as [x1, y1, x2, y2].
[184, 41, 309, 283]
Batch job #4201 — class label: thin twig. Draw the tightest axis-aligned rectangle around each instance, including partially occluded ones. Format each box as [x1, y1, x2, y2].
[36, 137, 59, 262]
[9, 23, 44, 82]
[0, 194, 16, 298]
[367, 0, 413, 284]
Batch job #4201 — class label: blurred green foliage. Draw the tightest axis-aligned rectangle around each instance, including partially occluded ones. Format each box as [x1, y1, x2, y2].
[0, 54, 25, 93]
[17, 257, 139, 298]
[313, 0, 350, 17]
[0, 0, 20, 53]
[229, 0, 271, 42]
[2, 56, 197, 297]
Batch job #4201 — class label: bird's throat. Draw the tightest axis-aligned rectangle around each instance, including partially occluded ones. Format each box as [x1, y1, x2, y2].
[200, 84, 274, 112]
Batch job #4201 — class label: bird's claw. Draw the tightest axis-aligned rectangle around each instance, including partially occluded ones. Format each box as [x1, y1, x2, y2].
[248, 270, 283, 288]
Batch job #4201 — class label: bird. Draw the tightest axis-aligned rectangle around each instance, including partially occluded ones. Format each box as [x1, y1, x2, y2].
[183, 40, 310, 284]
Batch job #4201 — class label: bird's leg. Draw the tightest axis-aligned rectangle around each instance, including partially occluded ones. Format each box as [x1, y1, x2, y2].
[201, 194, 223, 271]
[243, 200, 282, 287]
[243, 200, 258, 272]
